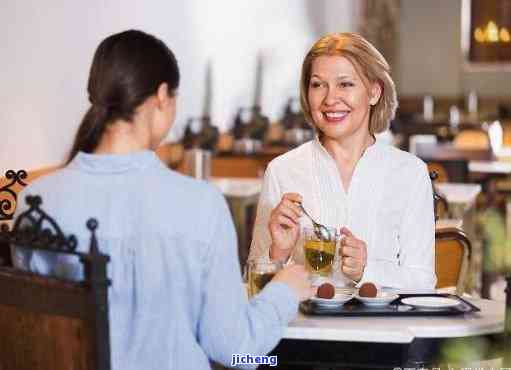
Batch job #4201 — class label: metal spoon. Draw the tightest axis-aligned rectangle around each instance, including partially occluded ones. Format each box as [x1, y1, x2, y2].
[298, 203, 332, 241]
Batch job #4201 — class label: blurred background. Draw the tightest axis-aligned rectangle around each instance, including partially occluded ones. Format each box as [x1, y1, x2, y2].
[2, 0, 510, 172]
[2, 0, 511, 296]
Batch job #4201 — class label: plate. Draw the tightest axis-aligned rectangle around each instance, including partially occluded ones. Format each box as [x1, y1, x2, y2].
[310, 293, 353, 306]
[400, 297, 460, 309]
[355, 292, 399, 306]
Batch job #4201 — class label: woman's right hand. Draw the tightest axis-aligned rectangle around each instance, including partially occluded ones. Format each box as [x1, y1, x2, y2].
[269, 193, 302, 261]
[273, 264, 316, 301]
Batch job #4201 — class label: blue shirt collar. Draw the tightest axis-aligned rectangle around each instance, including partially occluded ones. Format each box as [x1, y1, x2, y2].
[69, 150, 161, 173]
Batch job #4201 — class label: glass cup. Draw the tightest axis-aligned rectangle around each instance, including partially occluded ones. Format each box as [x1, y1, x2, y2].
[302, 226, 339, 283]
[247, 260, 283, 297]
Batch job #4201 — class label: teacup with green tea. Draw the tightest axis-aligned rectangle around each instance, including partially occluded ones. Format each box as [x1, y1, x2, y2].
[302, 225, 338, 280]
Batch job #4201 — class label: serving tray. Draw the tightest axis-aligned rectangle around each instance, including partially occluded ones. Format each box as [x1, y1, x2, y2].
[300, 293, 480, 317]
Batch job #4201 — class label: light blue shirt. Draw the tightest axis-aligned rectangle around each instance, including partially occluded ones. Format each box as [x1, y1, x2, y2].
[12, 150, 298, 370]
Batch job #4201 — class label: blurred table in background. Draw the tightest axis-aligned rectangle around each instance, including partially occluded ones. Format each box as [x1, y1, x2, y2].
[416, 142, 492, 182]
[436, 182, 481, 219]
[436, 218, 463, 229]
[416, 143, 491, 161]
[469, 160, 511, 175]
[211, 177, 262, 271]
[392, 110, 494, 151]
[211, 146, 287, 178]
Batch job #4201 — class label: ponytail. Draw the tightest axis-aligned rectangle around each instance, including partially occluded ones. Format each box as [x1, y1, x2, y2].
[67, 30, 180, 163]
[67, 105, 110, 162]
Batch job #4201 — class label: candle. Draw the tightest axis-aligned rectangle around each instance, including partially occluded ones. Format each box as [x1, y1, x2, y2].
[423, 95, 434, 122]
[468, 90, 478, 115]
[449, 106, 460, 127]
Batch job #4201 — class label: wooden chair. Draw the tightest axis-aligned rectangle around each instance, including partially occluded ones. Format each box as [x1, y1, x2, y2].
[0, 170, 28, 224]
[0, 170, 29, 265]
[0, 195, 111, 370]
[429, 171, 450, 220]
[502, 119, 511, 146]
[427, 162, 449, 183]
[435, 227, 471, 294]
[0, 167, 60, 225]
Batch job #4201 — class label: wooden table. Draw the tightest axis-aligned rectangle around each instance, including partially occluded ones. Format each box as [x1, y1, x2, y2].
[416, 143, 492, 182]
[270, 298, 506, 368]
[393, 112, 490, 151]
[417, 143, 491, 162]
[211, 147, 286, 178]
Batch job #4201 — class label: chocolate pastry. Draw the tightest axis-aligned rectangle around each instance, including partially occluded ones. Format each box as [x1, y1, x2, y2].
[317, 282, 335, 299]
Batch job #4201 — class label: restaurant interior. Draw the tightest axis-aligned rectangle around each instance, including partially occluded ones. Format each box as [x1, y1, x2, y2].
[1, 0, 511, 369]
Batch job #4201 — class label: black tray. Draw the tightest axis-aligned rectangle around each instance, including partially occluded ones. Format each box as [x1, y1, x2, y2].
[300, 293, 480, 316]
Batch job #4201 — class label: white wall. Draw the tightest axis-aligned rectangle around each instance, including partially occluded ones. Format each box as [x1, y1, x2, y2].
[397, 0, 462, 96]
[0, 0, 355, 174]
[397, 0, 511, 97]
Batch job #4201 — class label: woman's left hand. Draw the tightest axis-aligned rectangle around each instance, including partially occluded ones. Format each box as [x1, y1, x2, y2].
[339, 227, 367, 282]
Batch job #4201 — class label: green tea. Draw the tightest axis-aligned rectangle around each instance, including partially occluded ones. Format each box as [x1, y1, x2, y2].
[248, 271, 275, 296]
[304, 240, 336, 276]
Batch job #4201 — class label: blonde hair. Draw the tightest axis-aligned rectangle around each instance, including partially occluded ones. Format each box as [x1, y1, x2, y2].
[299, 32, 397, 134]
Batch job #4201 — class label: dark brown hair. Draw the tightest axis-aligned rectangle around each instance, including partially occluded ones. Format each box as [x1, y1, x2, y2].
[68, 30, 180, 161]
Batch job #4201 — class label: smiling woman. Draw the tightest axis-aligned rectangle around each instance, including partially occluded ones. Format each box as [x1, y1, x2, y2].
[307, 55, 380, 151]
[249, 33, 437, 291]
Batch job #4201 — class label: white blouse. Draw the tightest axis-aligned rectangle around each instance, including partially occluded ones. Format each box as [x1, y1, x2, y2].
[249, 139, 437, 290]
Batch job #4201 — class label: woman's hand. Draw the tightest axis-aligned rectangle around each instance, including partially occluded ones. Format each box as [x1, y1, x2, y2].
[269, 193, 302, 262]
[273, 264, 316, 301]
[339, 227, 367, 282]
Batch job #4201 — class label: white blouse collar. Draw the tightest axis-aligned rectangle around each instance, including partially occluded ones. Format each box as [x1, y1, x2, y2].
[311, 134, 380, 164]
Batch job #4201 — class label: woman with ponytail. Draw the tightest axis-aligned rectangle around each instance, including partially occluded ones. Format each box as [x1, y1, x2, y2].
[12, 30, 313, 370]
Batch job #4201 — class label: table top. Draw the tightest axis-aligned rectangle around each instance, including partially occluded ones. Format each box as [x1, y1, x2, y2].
[284, 298, 504, 343]
[210, 177, 262, 198]
[407, 112, 494, 126]
[469, 160, 511, 175]
[436, 218, 463, 229]
[416, 143, 492, 162]
[436, 182, 482, 206]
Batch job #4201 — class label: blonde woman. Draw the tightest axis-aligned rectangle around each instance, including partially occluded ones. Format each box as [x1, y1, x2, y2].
[249, 33, 436, 290]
